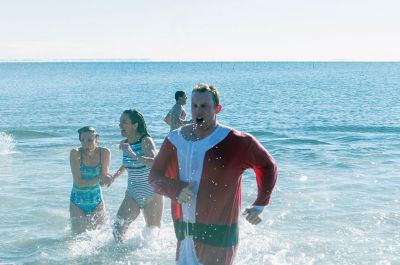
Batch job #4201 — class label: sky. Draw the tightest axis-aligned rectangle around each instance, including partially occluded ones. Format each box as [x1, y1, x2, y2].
[0, 0, 399, 61]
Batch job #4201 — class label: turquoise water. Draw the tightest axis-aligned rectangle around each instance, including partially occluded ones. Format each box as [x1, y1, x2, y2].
[0, 62, 399, 265]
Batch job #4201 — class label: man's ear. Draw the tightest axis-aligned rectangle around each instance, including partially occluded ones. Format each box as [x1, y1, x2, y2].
[216, 105, 222, 113]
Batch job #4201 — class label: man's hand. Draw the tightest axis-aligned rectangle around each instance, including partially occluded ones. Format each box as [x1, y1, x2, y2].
[177, 183, 195, 204]
[242, 207, 263, 225]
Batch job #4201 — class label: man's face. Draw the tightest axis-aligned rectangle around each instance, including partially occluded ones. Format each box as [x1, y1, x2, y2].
[178, 95, 187, 105]
[191, 91, 219, 133]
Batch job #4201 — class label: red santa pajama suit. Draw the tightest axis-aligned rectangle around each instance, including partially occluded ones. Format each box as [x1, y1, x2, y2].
[149, 124, 278, 265]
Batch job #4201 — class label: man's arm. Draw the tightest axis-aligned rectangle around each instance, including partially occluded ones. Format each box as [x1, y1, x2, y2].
[242, 134, 278, 224]
[170, 105, 186, 129]
[246, 135, 278, 206]
[148, 138, 189, 201]
[164, 112, 171, 125]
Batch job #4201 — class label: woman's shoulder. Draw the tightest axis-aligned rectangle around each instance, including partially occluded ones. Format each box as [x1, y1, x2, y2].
[70, 148, 81, 158]
[141, 135, 154, 144]
[141, 134, 152, 140]
[141, 135, 156, 150]
[99, 147, 110, 154]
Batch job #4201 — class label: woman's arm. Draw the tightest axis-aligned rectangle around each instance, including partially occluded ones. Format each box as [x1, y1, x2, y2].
[101, 147, 111, 175]
[112, 165, 126, 181]
[70, 149, 81, 184]
[120, 137, 157, 167]
[99, 148, 113, 186]
[137, 136, 157, 167]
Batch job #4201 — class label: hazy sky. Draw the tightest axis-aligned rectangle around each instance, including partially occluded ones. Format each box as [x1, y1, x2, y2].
[1, 0, 399, 61]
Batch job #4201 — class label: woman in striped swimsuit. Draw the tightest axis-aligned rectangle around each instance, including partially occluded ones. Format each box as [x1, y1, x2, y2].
[69, 126, 112, 234]
[111, 109, 164, 242]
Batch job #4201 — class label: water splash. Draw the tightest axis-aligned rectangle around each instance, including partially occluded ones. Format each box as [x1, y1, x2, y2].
[66, 218, 176, 264]
[300, 175, 308, 182]
[68, 227, 112, 257]
[0, 132, 15, 155]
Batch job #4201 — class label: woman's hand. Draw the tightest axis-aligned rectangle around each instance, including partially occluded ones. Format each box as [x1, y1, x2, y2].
[120, 143, 137, 158]
[100, 173, 113, 187]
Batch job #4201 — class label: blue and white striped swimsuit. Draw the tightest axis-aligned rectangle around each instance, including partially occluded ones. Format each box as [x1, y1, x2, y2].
[123, 139, 154, 208]
[70, 149, 103, 214]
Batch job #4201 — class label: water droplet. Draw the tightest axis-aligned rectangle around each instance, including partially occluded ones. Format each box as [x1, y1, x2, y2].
[300, 175, 308, 182]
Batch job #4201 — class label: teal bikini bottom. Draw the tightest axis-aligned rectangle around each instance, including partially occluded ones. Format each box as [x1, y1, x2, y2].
[70, 184, 103, 214]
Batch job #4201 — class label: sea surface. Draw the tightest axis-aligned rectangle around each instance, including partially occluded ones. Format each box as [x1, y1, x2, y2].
[0, 62, 399, 265]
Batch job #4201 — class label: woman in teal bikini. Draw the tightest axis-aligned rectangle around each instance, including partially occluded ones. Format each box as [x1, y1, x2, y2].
[69, 126, 112, 234]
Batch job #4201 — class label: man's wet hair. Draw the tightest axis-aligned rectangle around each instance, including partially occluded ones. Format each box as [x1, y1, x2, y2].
[192, 83, 220, 107]
[175, 91, 186, 101]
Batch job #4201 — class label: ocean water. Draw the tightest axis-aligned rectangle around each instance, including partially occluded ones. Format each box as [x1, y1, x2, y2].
[0, 62, 399, 265]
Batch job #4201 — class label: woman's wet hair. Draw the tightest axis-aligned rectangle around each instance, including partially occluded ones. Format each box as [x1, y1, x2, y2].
[77, 126, 99, 140]
[122, 109, 150, 137]
[192, 83, 220, 106]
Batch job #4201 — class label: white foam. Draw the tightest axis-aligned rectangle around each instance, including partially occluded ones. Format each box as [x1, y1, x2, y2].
[0, 132, 15, 155]
[68, 228, 112, 257]
[300, 175, 308, 182]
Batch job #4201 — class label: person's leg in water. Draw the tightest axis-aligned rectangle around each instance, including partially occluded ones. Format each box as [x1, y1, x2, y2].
[88, 202, 106, 230]
[70, 203, 87, 234]
[70, 202, 106, 234]
[113, 192, 141, 242]
[143, 193, 164, 228]
[142, 194, 164, 241]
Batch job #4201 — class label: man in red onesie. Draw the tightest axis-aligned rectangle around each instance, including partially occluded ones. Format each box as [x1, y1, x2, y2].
[149, 83, 278, 265]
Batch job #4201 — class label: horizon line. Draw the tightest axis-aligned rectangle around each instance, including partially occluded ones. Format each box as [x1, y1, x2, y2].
[1, 59, 400, 63]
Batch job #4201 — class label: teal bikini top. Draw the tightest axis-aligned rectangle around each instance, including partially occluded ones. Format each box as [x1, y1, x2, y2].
[79, 148, 102, 180]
